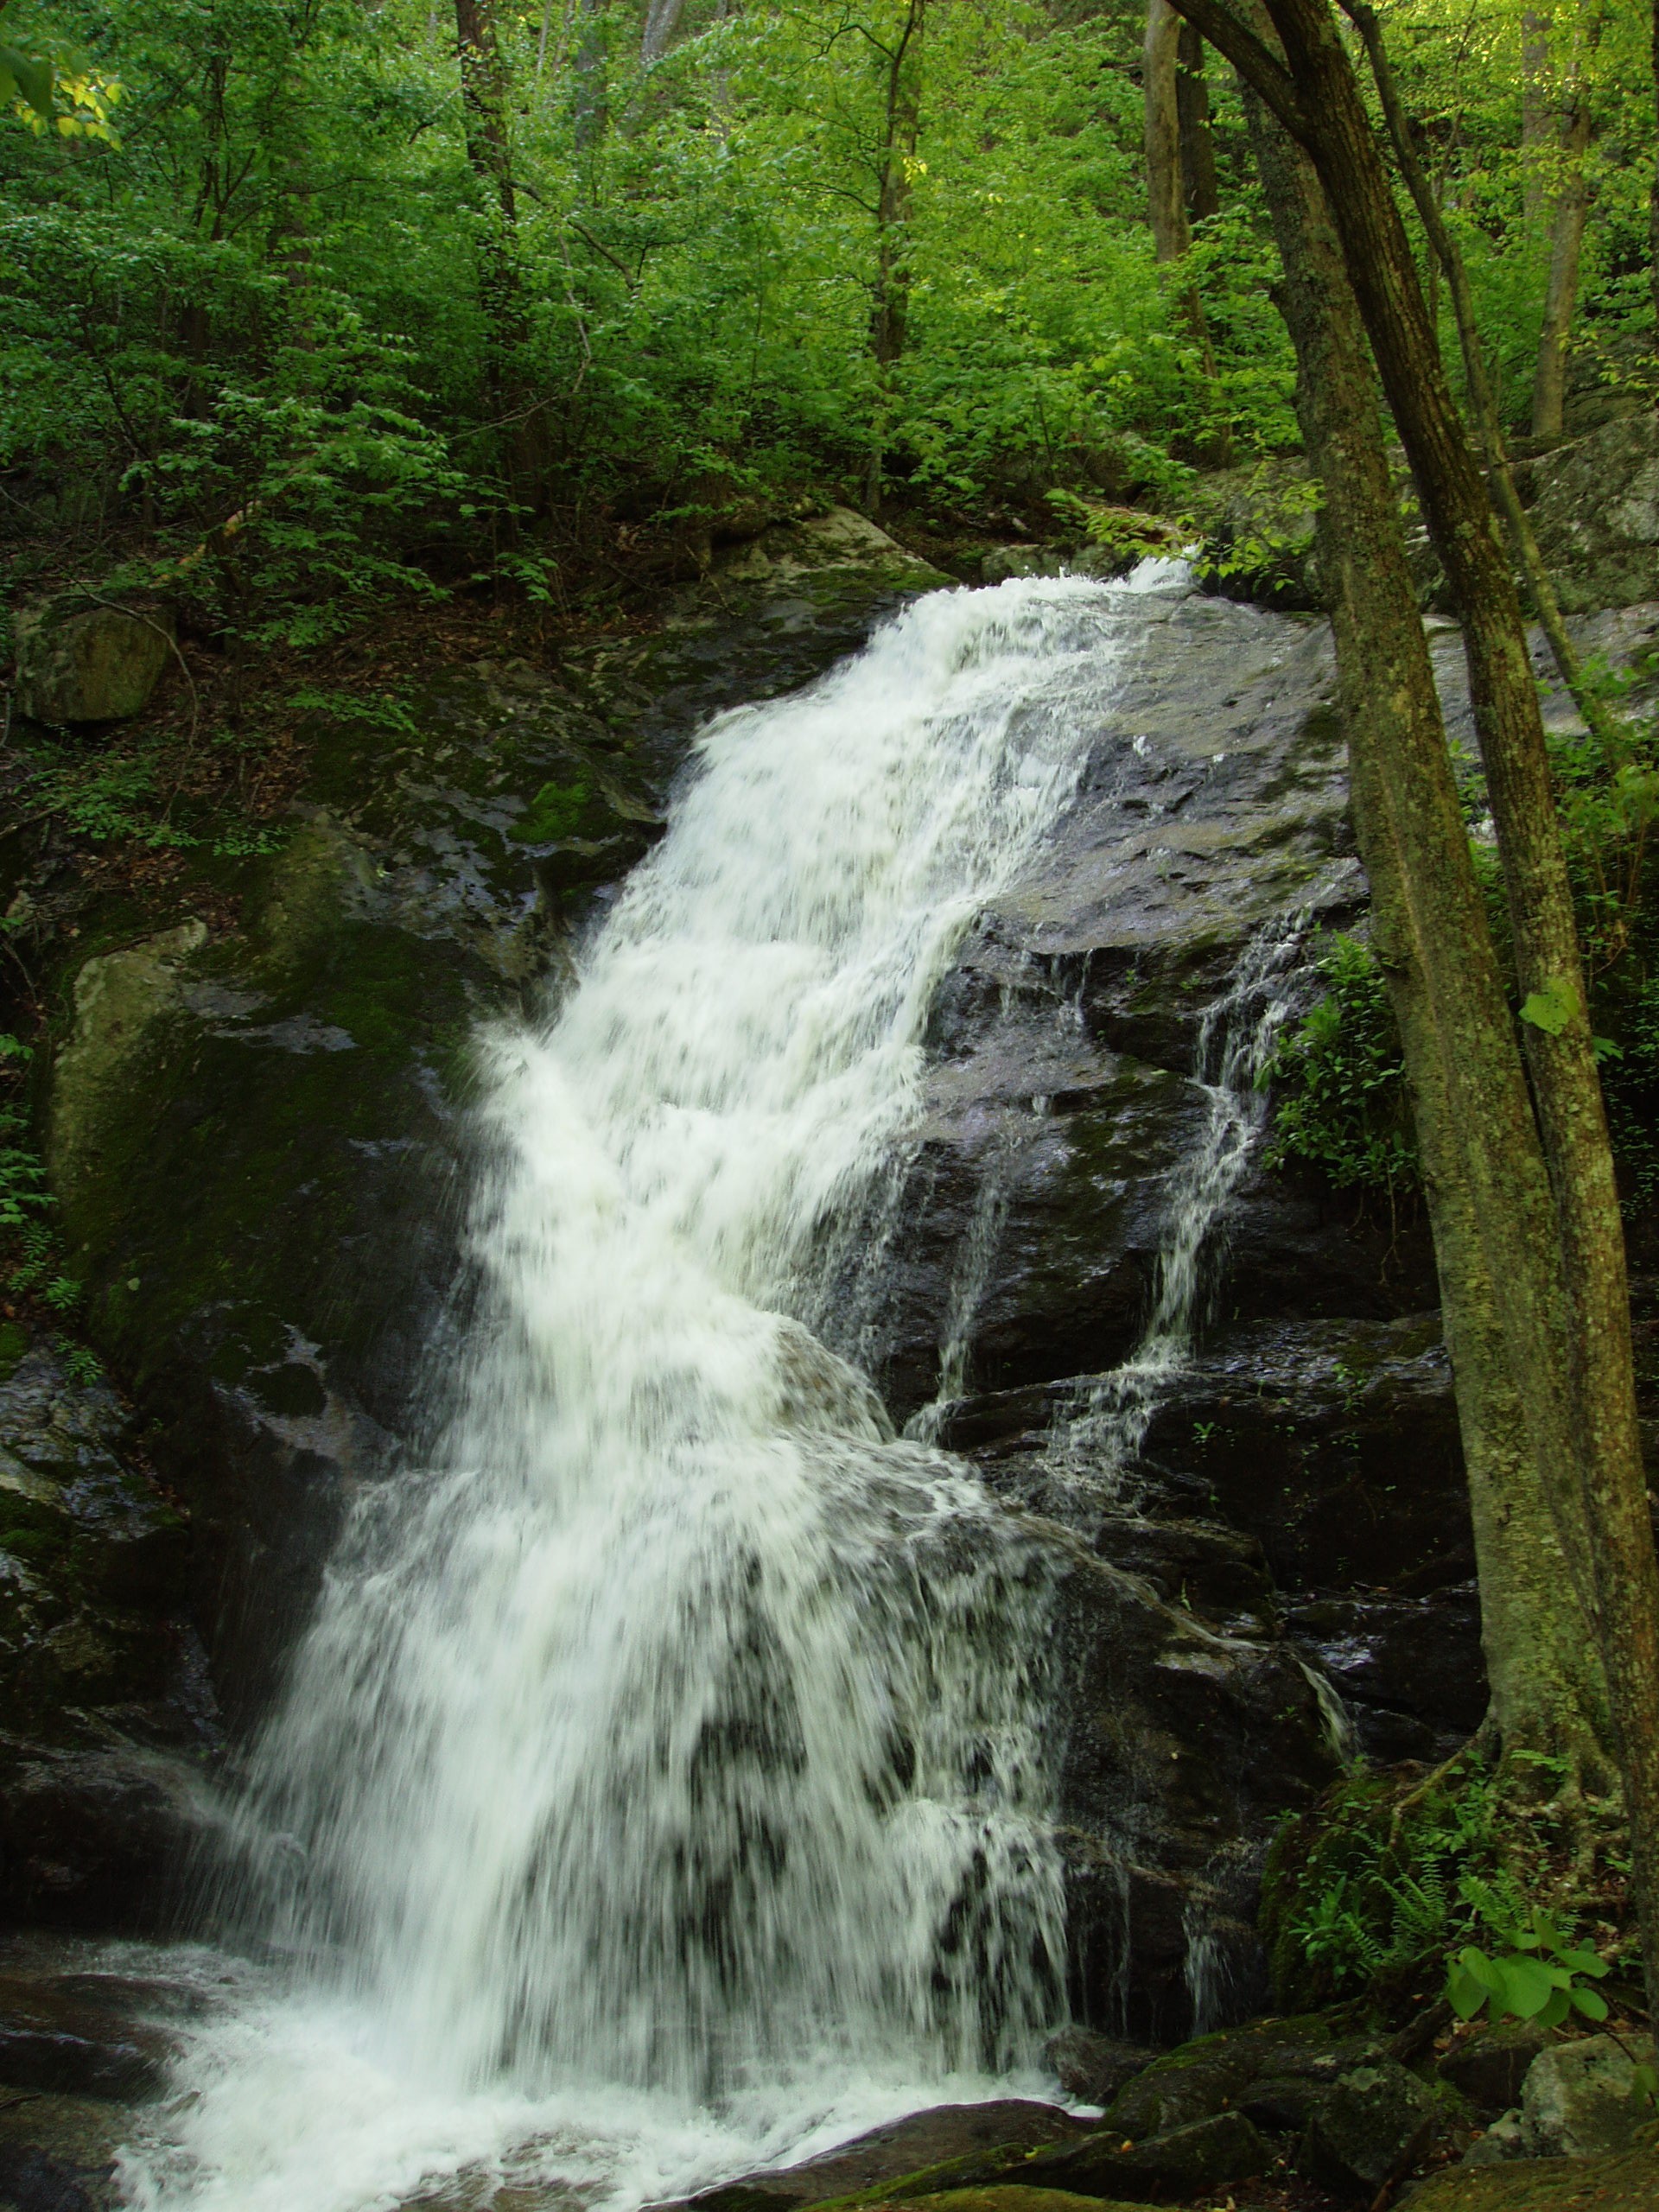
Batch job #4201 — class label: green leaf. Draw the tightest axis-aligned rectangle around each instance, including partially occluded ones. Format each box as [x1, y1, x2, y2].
[1446, 1966, 1490, 2021]
[1558, 1948, 1609, 1977]
[1569, 1986, 1609, 2020]
[1519, 979, 1578, 1038]
[1494, 1955, 1555, 2018]
[0, 41, 53, 117]
[1538, 1986, 1572, 2029]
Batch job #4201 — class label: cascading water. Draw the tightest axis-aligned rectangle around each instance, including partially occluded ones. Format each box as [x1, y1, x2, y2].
[1048, 918, 1307, 1499]
[122, 564, 1192, 2212]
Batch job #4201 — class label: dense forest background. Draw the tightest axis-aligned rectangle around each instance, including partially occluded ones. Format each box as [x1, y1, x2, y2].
[3, 0, 1655, 640]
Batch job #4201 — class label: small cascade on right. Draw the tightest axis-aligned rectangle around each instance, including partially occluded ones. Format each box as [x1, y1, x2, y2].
[1048, 916, 1310, 1499]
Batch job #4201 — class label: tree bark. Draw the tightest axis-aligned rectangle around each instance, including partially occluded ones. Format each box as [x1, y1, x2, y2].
[1177, 20, 1221, 223]
[1651, 0, 1659, 344]
[574, 0, 607, 149]
[1146, 0, 1193, 264]
[1167, 0, 1659, 2018]
[1522, 9, 1553, 226]
[1531, 92, 1592, 440]
[642, 0, 684, 64]
[1238, 47, 1611, 1787]
[1145, 0, 1229, 460]
[866, 0, 925, 512]
[454, 0, 544, 498]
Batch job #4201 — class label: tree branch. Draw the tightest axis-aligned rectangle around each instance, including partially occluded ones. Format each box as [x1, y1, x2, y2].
[1163, 0, 1306, 138]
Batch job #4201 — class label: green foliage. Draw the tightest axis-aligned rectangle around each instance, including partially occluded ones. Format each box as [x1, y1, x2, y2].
[1192, 463, 1323, 588]
[1446, 1888, 1611, 2030]
[0, 1064, 81, 1315]
[1263, 1755, 1568, 2012]
[1261, 935, 1418, 1202]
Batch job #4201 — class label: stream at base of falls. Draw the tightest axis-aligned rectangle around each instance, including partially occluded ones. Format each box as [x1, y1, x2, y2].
[117, 559, 1287, 2212]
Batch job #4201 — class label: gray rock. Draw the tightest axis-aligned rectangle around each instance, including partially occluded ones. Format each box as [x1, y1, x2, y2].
[0, 1969, 175, 2098]
[0, 1331, 217, 1928]
[1437, 2022, 1548, 2111]
[0, 2091, 128, 2212]
[675, 2101, 1087, 2212]
[1306, 2059, 1442, 2194]
[1521, 2033, 1658, 2158]
[1026, 2107, 1268, 2198]
[1043, 2024, 1154, 2106]
[14, 595, 175, 724]
[981, 547, 1062, 585]
[1459, 2107, 1525, 2164]
[1530, 412, 1659, 612]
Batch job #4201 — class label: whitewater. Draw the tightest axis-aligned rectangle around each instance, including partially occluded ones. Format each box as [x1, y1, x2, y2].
[120, 563, 1192, 2212]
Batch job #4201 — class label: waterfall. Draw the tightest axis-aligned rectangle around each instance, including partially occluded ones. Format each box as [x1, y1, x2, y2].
[122, 564, 1192, 2212]
[1048, 918, 1307, 1499]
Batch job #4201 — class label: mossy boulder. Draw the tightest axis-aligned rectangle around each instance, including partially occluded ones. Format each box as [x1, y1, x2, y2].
[1401, 2137, 1659, 2211]
[13, 594, 175, 725]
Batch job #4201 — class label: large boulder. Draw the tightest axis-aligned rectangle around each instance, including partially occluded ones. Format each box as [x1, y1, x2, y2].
[13, 595, 175, 725]
[1024, 2109, 1268, 2199]
[1305, 2059, 1443, 2196]
[1529, 410, 1659, 613]
[1520, 2035, 1658, 2158]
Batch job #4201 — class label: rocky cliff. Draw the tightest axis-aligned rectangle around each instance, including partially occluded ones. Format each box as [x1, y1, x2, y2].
[4, 496, 1656, 2050]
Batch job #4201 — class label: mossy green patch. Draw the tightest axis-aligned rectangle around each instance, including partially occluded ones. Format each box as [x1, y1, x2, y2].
[851, 2194, 1157, 2212]
[510, 776, 593, 842]
[1401, 2140, 1659, 2210]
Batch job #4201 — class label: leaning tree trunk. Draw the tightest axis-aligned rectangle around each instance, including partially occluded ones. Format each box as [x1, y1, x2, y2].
[1238, 32, 1612, 1788]
[1531, 91, 1593, 440]
[1167, 0, 1659, 2019]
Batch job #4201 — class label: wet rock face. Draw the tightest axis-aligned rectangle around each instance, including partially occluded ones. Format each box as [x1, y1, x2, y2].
[17, 551, 1566, 2051]
[842, 590, 1485, 2038]
[847, 594, 1433, 1425]
[37, 511, 946, 1762]
[0, 1335, 216, 1927]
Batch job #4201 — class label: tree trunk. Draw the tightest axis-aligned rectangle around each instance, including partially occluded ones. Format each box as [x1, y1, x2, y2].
[1145, 0, 1192, 264]
[574, 0, 607, 149]
[454, 0, 544, 499]
[1145, 0, 1229, 460]
[1650, 0, 1659, 344]
[1531, 92, 1592, 440]
[1177, 20, 1221, 223]
[642, 0, 683, 64]
[1167, 0, 1659, 2019]
[1238, 54, 1611, 1783]
[1522, 9, 1552, 226]
[866, 0, 925, 512]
